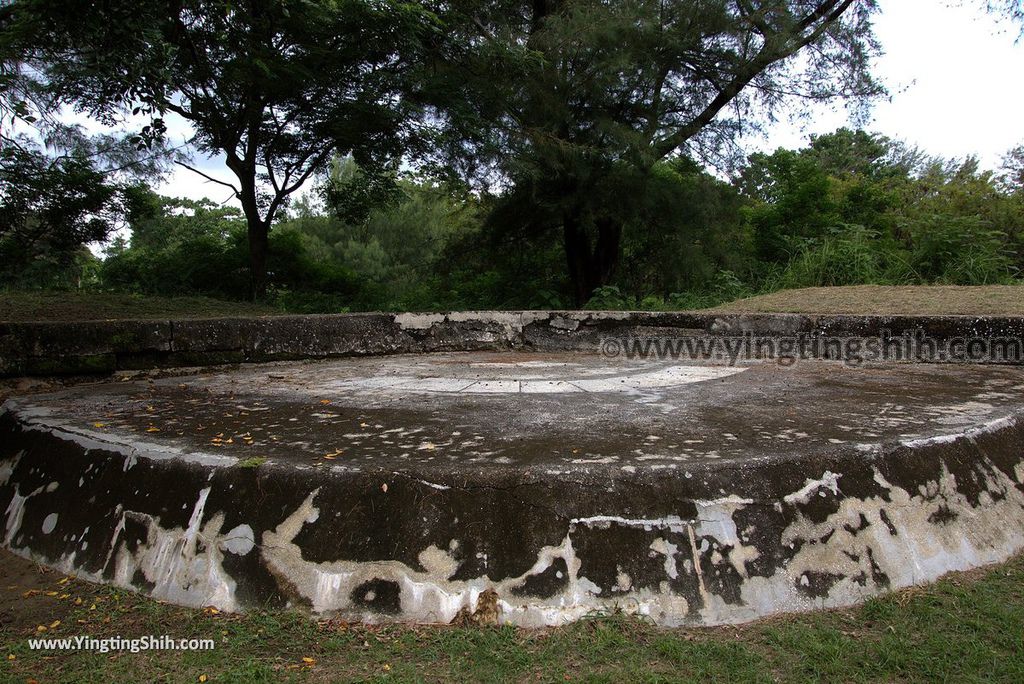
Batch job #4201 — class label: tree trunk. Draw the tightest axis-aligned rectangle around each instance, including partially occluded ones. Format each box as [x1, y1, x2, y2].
[562, 208, 623, 307]
[593, 216, 622, 293]
[247, 219, 269, 301]
[563, 209, 590, 307]
[234, 169, 270, 301]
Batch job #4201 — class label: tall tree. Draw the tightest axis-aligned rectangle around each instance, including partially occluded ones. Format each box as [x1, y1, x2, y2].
[434, 1, 885, 304]
[8, 0, 436, 298]
[1, 3, 174, 284]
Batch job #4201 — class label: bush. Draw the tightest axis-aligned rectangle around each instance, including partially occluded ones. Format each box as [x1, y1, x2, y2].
[773, 225, 907, 289]
[906, 215, 1016, 285]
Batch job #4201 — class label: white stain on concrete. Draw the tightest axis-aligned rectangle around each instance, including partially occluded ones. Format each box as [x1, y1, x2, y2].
[783, 471, 842, 505]
[41, 513, 58, 534]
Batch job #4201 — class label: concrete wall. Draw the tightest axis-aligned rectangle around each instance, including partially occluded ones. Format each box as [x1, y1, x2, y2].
[4, 399, 1024, 626]
[3, 310, 1024, 376]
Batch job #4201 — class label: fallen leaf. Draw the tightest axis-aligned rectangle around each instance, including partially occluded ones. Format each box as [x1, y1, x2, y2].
[146, 426, 161, 433]
[92, 422, 105, 428]
[381, 483, 388, 493]
[49, 620, 60, 629]
[198, 675, 208, 683]
[302, 657, 316, 665]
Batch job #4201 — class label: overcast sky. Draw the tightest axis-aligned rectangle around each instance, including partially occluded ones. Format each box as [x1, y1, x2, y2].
[152, 0, 1024, 205]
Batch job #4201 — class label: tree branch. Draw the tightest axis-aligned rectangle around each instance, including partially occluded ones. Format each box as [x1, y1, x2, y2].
[653, 0, 855, 159]
[174, 160, 240, 196]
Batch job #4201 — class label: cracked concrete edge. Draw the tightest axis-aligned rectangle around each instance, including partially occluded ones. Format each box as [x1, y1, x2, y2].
[2, 311, 1024, 376]
[2, 405, 1024, 627]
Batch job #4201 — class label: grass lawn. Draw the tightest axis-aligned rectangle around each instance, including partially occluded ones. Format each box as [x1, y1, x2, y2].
[715, 285, 1024, 316]
[2, 549, 1023, 683]
[0, 291, 283, 323]
[3, 285, 1024, 322]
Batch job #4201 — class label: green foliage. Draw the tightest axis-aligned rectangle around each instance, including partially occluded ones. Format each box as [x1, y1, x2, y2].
[9, 0, 440, 297]
[618, 158, 752, 298]
[100, 188, 358, 302]
[741, 130, 1023, 293]
[436, 1, 883, 303]
[323, 155, 403, 226]
[0, 143, 124, 287]
[907, 215, 1015, 285]
[772, 225, 902, 289]
[9, 126, 1024, 311]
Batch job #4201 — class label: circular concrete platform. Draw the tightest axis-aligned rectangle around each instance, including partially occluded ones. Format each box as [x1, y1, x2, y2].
[3, 352, 1024, 626]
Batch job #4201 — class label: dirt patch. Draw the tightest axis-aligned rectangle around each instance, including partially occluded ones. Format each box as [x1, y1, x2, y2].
[714, 285, 1024, 316]
[0, 550, 92, 640]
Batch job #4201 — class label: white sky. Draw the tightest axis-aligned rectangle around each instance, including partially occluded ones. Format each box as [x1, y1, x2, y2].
[146, 0, 1024, 205]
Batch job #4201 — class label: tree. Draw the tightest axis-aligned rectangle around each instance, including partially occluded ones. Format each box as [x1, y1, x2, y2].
[1, 5, 174, 286]
[9, 0, 437, 298]
[0, 143, 120, 285]
[1001, 145, 1024, 192]
[434, 1, 884, 304]
[0, 125, 171, 288]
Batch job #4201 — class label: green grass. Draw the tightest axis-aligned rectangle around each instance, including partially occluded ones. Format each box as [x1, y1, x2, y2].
[0, 291, 283, 322]
[3, 555, 1024, 683]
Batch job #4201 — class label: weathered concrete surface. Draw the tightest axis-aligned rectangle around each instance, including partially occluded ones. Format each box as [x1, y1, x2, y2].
[2, 310, 1022, 376]
[2, 353, 1024, 626]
